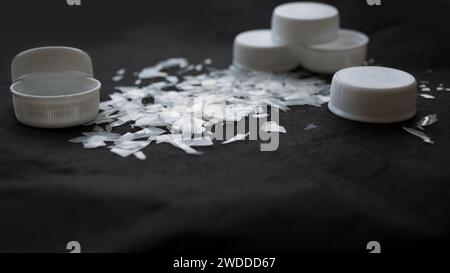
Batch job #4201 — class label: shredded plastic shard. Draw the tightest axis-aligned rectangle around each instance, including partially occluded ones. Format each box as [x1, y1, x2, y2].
[419, 94, 435, 99]
[402, 126, 434, 144]
[416, 114, 438, 130]
[304, 123, 318, 130]
[69, 58, 331, 158]
[222, 133, 249, 144]
[134, 151, 146, 160]
[112, 68, 125, 82]
[260, 121, 286, 133]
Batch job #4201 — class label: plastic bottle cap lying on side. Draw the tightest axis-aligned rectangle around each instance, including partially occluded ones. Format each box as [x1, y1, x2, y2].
[271, 2, 340, 45]
[298, 29, 369, 74]
[233, 29, 299, 72]
[10, 46, 101, 128]
[329, 66, 417, 123]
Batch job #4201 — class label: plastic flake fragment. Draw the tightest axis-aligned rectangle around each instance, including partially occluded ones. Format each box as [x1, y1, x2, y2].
[252, 113, 269, 118]
[416, 114, 438, 130]
[260, 121, 286, 133]
[304, 123, 318, 130]
[403, 127, 434, 144]
[112, 68, 126, 82]
[419, 94, 435, 99]
[222, 133, 249, 144]
[134, 151, 146, 160]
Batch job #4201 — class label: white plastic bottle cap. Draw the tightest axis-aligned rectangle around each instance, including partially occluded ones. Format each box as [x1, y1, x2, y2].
[233, 29, 299, 72]
[298, 29, 369, 74]
[271, 2, 339, 45]
[10, 46, 101, 128]
[329, 66, 417, 123]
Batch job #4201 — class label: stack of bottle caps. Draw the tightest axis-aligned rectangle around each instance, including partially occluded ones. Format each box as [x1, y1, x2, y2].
[233, 2, 369, 74]
[233, 2, 419, 124]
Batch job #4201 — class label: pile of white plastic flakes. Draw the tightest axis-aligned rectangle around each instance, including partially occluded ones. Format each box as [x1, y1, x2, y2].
[70, 58, 330, 158]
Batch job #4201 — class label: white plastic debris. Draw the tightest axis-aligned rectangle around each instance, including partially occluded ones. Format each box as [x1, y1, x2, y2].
[222, 133, 249, 144]
[260, 121, 287, 133]
[417, 114, 438, 130]
[419, 94, 435, 99]
[116, 68, 125, 75]
[304, 123, 318, 130]
[403, 126, 434, 144]
[252, 113, 269, 118]
[70, 58, 330, 157]
[156, 134, 203, 154]
[134, 151, 146, 160]
[183, 137, 213, 147]
[138, 58, 188, 79]
[112, 75, 123, 82]
[112, 68, 125, 82]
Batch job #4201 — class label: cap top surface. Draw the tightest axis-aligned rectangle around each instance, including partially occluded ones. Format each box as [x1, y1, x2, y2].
[11, 72, 100, 98]
[335, 66, 416, 90]
[236, 30, 284, 48]
[275, 2, 338, 20]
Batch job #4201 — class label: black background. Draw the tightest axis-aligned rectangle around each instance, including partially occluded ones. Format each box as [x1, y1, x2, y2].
[0, 0, 449, 253]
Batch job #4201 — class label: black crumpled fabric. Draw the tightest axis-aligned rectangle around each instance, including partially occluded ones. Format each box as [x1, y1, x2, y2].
[0, 0, 449, 252]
